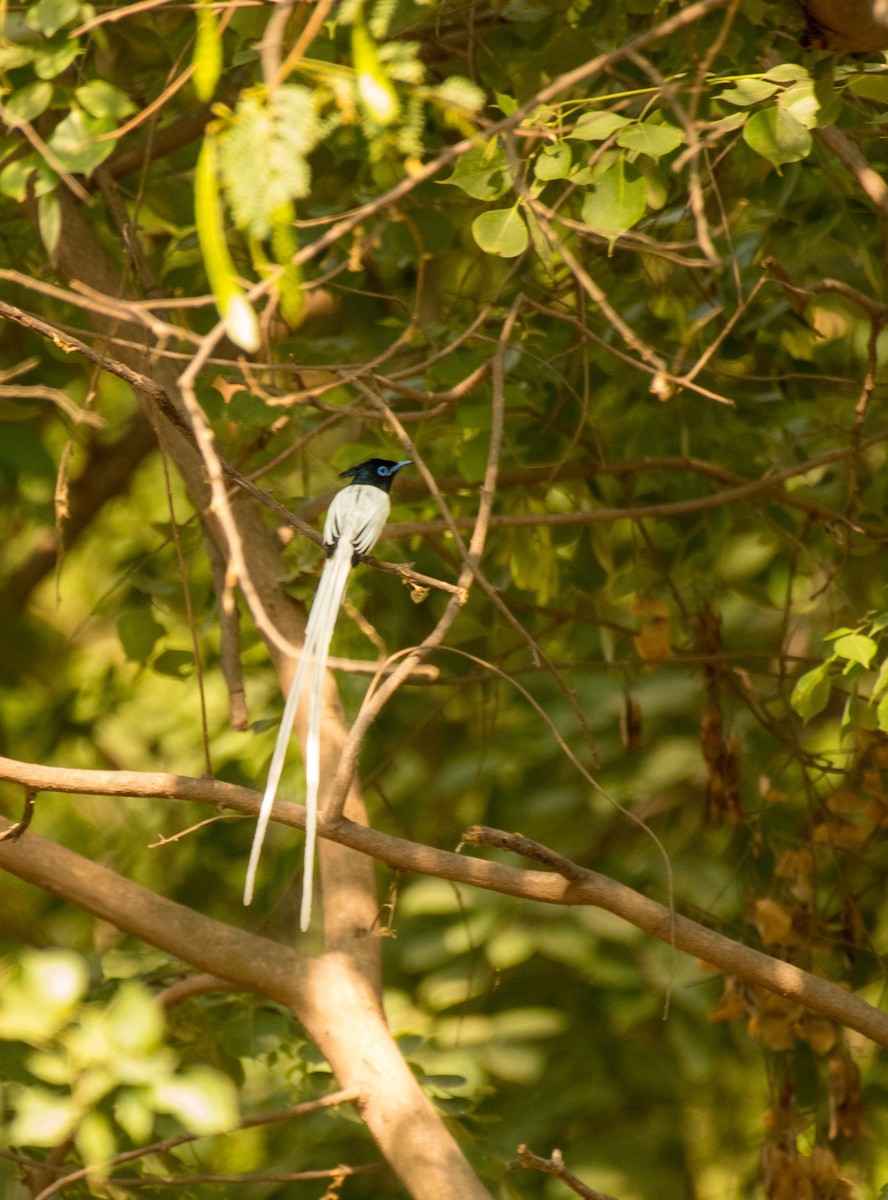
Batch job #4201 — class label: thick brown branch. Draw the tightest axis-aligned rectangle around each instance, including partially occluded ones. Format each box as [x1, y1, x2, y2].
[0, 810, 492, 1200]
[2, 758, 888, 1048]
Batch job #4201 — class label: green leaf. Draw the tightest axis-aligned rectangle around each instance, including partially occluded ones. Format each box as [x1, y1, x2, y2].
[743, 107, 812, 168]
[777, 82, 820, 131]
[616, 121, 685, 160]
[570, 111, 631, 142]
[33, 34, 80, 79]
[4, 81, 54, 123]
[579, 158, 646, 239]
[534, 141, 572, 181]
[153, 1067, 238, 1134]
[0, 155, 56, 201]
[790, 662, 832, 721]
[152, 649, 195, 678]
[105, 984, 165, 1055]
[9, 1088, 78, 1146]
[715, 78, 780, 107]
[74, 80, 137, 119]
[0, 950, 89, 1043]
[848, 75, 888, 104]
[193, 0, 222, 102]
[440, 143, 511, 200]
[876, 691, 888, 734]
[352, 18, 399, 125]
[706, 112, 747, 137]
[433, 75, 485, 113]
[824, 626, 856, 641]
[217, 87, 317, 240]
[195, 133, 260, 351]
[832, 633, 878, 669]
[114, 1090, 154, 1145]
[38, 192, 60, 256]
[117, 609, 165, 665]
[74, 1110, 116, 1171]
[47, 108, 116, 175]
[763, 64, 810, 83]
[571, 110, 631, 141]
[26, 0, 80, 36]
[0, 43, 36, 68]
[524, 204, 555, 271]
[262, 204, 304, 328]
[510, 520, 557, 604]
[472, 206, 529, 257]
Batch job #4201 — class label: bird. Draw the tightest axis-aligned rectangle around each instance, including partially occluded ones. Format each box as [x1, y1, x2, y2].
[243, 457, 412, 930]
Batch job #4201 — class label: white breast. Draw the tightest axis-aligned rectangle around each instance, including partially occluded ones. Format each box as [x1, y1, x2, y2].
[324, 484, 392, 557]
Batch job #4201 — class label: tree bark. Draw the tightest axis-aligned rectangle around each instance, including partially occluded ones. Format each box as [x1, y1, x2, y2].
[0, 819, 493, 1200]
[7, 185, 488, 1197]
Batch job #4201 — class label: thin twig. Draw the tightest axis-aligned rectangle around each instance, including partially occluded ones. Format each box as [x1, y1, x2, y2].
[2, 783, 887, 1047]
[0, 789, 35, 842]
[31, 1091, 363, 1200]
[510, 1145, 620, 1200]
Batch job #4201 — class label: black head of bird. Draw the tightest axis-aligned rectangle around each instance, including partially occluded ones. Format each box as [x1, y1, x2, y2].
[339, 458, 412, 492]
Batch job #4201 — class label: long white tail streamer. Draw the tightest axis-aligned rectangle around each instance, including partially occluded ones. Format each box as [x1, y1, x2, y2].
[242, 536, 352, 927]
[243, 476, 400, 930]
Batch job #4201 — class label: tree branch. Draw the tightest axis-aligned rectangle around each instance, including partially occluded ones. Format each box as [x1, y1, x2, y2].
[0, 809, 492, 1200]
[2, 759, 888, 1049]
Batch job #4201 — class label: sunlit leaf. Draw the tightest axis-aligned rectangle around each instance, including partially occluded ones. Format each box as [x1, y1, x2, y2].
[472, 206, 529, 257]
[715, 78, 780, 106]
[195, 133, 260, 351]
[534, 141, 572, 181]
[743, 106, 812, 168]
[777, 82, 821, 130]
[790, 662, 832, 721]
[37, 191, 60, 255]
[570, 110, 631, 140]
[616, 121, 685, 159]
[8, 1089, 78, 1145]
[47, 108, 116, 175]
[440, 142, 511, 200]
[832, 633, 877, 668]
[4, 80, 53, 122]
[153, 1068, 238, 1134]
[579, 158, 646, 239]
[75, 79, 138, 120]
[26, 0, 80, 36]
[352, 18, 399, 124]
[217, 87, 316, 240]
[74, 1110, 116, 1171]
[193, 0, 222, 101]
[105, 984, 164, 1055]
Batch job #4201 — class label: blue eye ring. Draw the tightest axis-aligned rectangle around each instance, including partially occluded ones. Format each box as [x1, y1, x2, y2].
[376, 465, 391, 476]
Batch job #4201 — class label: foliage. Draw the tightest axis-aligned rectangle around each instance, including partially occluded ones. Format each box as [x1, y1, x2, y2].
[3, 0, 888, 1198]
[0, 949, 238, 1172]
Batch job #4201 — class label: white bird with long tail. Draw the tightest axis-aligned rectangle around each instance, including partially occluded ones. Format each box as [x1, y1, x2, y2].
[243, 457, 411, 930]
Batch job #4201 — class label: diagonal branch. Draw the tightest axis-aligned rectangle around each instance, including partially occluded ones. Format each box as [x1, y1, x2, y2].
[0, 809, 492, 1200]
[2, 758, 888, 1049]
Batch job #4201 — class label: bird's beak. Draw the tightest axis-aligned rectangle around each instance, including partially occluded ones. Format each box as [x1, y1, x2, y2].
[393, 460, 412, 472]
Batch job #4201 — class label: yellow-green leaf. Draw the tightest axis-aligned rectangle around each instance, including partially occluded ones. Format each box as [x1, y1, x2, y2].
[791, 662, 832, 721]
[193, 0, 222, 102]
[472, 206, 529, 258]
[195, 134, 260, 351]
[352, 19, 399, 125]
